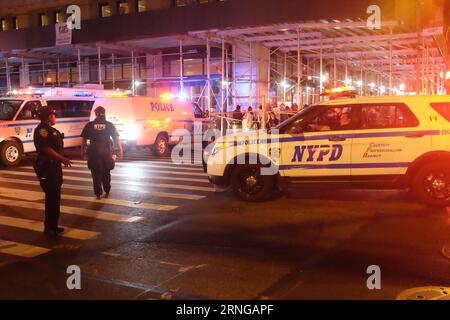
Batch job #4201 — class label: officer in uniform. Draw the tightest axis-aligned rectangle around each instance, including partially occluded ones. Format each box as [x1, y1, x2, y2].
[81, 106, 123, 199]
[33, 106, 72, 238]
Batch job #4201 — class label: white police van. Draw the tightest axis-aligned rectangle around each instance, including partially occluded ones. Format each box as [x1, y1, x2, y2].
[92, 96, 211, 157]
[0, 96, 95, 166]
[207, 95, 450, 207]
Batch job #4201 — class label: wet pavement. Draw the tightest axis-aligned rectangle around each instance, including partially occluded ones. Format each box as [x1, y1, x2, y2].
[0, 148, 449, 300]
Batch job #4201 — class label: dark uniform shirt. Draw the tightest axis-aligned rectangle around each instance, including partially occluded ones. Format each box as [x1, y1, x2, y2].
[232, 110, 243, 121]
[33, 123, 64, 165]
[81, 118, 119, 155]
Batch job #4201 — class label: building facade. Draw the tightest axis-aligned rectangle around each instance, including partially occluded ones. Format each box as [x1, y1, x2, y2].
[0, 0, 448, 112]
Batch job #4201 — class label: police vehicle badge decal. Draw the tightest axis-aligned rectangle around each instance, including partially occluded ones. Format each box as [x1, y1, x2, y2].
[39, 129, 48, 137]
[14, 127, 21, 135]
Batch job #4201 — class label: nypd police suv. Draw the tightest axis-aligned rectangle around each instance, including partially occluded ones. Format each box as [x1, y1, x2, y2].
[207, 95, 450, 207]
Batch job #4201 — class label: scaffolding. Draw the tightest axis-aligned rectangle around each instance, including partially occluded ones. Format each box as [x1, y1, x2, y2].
[0, 18, 448, 124]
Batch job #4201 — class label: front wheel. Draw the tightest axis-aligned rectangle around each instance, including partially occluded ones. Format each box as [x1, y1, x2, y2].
[152, 134, 169, 157]
[0, 141, 22, 167]
[230, 165, 274, 202]
[412, 162, 450, 207]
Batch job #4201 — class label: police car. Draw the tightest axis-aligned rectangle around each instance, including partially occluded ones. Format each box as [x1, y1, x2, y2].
[207, 95, 450, 207]
[0, 94, 95, 166]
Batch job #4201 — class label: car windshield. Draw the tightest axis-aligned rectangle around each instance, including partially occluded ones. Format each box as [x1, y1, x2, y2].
[0, 100, 23, 121]
[273, 104, 318, 130]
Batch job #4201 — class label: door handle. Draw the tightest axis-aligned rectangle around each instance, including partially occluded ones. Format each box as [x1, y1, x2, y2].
[329, 136, 346, 142]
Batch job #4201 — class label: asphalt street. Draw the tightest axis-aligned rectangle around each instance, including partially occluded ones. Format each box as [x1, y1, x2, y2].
[0, 148, 449, 300]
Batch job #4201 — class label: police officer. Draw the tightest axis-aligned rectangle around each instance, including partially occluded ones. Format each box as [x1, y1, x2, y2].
[81, 106, 123, 199]
[33, 106, 72, 239]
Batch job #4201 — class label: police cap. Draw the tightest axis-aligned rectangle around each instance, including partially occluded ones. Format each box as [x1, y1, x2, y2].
[94, 106, 106, 115]
[37, 106, 56, 120]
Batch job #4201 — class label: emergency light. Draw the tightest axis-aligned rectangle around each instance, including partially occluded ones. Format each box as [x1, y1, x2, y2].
[320, 86, 357, 100]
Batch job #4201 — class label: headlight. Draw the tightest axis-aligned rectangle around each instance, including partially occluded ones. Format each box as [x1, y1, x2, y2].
[211, 141, 232, 155]
[122, 123, 140, 141]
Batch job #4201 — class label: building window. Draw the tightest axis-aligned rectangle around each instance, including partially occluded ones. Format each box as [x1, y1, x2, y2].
[39, 13, 49, 27]
[12, 17, 18, 29]
[99, 3, 111, 17]
[0, 18, 7, 31]
[137, 0, 146, 12]
[54, 11, 63, 24]
[117, 1, 129, 14]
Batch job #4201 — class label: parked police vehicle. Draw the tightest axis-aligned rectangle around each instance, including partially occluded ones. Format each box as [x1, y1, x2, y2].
[207, 95, 450, 207]
[91, 96, 211, 157]
[0, 94, 95, 166]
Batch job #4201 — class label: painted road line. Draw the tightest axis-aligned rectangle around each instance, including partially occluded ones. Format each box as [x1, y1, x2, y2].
[54, 164, 208, 178]
[71, 160, 203, 171]
[0, 187, 176, 213]
[55, 163, 207, 177]
[6, 167, 208, 183]
[0, 216, 100, 240]
[0, 171, 216, 192]
[121, 158, 202, 166]
[118, 157, 202, 166]
[2, 168, 208, 184]
[0, 239, 51, 258]
[59, 169, 207, 183]
[0, 177, 207, 201]
[0, 198, 146, 223]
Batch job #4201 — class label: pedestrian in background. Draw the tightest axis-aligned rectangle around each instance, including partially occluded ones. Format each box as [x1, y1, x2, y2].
[81, 106, 123, 200]
[267, 111, 280, 129]
[33, 106, 72, 239]
[257, 105, 264, 129]
[243, 106, 255, 131]
[232, 105, 243, 121]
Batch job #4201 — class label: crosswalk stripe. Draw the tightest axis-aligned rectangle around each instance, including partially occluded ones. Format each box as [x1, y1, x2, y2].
[59, 168, 207, 183]
[71, 160, 203, 171]
[0, 216, 100, 240]
[66, 163, 207, 177]
[0, 177, 207, 201]
[0, 187, 175, 213]
[122, 157, 203, 165]
[0, 239, 51, 258]
[0, 170, 216, 192]
[0, 198, 146, 223]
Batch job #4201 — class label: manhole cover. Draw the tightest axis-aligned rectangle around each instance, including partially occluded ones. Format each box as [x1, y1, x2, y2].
[396, 287, 450, 300]
[443, 243, 450, 260]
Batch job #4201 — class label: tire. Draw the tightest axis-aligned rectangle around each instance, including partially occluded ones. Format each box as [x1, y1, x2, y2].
[0, 140, 22, 167]
[230, 164, 274, 202]
[152, 134, 169, 157]
[412, 162, 450, 207]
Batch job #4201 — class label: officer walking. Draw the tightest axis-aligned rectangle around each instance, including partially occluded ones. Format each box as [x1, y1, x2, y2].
[33, 106, 72, 239]
[81, 106, 123, 199]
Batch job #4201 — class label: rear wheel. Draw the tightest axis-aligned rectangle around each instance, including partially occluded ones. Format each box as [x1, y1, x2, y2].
[230, 165, 274, 202]
[152, 134, 169, 157]
[412, 162, 450, 207]
[0, 140, 22, 167]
